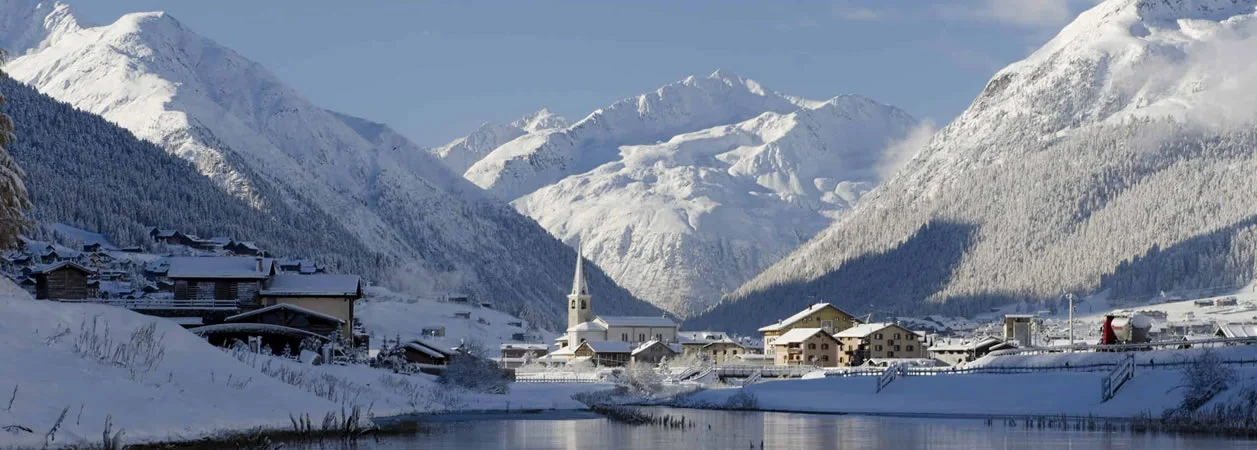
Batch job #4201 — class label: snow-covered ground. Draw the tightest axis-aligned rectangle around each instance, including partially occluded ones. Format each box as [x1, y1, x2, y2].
[681, 346, 1257, 419]
[355, 287, 557, 351]
[0, 280, 601, 448]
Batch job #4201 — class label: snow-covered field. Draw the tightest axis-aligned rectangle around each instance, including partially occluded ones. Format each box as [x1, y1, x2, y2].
[355, 287, 557, 350]
[0, 280, 600, 448]
[683, 346, 1257, 419]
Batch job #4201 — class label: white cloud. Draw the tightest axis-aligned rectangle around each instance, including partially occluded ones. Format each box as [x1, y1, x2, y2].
[877, 121, 937, 180]
[832, 1, 883, 21]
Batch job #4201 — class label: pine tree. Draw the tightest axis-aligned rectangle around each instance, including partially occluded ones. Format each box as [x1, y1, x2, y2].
[0, 49, 33, 249]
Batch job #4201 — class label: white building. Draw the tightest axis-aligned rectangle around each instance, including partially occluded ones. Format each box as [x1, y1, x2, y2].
[548, 245, 678, 362]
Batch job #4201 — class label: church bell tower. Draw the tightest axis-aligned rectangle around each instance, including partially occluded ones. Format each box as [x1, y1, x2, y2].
[567, 241, 593, 331]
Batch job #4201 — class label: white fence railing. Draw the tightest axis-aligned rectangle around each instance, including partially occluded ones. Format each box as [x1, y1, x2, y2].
[988, 337, 1257, 357]
[1101, 354, 1136, 402]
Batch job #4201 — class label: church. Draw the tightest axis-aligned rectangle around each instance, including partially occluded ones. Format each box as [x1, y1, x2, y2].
[546, 246, 679, 363]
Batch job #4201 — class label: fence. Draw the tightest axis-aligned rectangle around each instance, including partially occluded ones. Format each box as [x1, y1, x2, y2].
[1101, 354, 1136, 402]
[55, 297, 239, 310]
[988, 336, 1257, 357]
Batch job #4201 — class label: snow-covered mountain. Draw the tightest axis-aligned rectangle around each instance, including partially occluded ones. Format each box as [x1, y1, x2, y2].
[463, 71, 820, 201]
[443, 71, 917, 316]
[0, 0, 661, 329]
[689, 0, 1257, 333]
[514, 95, 916, 316]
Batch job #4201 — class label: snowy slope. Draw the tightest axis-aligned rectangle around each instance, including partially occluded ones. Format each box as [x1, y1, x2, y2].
[425, 109, 569, 175]
[514, 96, 916, 316]
[0, 0, 661, 329]
[691, 0, 1257, 333]
[463, 70, 815, 201]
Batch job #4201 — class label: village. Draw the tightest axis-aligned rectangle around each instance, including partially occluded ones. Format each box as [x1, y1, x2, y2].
[9, 225, 1257, 386]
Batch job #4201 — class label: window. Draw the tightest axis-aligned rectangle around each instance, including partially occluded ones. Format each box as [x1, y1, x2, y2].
[732, 350, 738, 356]
[807, 343, 816, 350]
[570, 300, 575, 308]
[895, 345, 902, 351]
[907, 345, 915, 352]
[908, 334, 916, 341]
[822, 355, 829, 361]
[580, 300, 587, 309]
[888, 351, 895, 357]
[875, 345, 883, 351]
[821, 320, 834, 330]
[821, 343, 829, 350]
[622, 333, 629, 342]
[895, 333, 902, 340]
[638, 334, 646, 342]
[655, 334, 663, 341]
[875, 333, 883, 340]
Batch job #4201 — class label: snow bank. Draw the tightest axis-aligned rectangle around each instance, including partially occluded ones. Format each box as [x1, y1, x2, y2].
[681, 346, 1257, 419]
[0, 280, 601, 448]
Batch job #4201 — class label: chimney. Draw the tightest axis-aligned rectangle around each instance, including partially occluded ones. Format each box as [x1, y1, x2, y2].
[256, 257, 263, 273]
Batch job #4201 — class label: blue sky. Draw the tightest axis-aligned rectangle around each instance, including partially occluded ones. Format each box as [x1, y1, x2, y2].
[72, 0, 1098, 147]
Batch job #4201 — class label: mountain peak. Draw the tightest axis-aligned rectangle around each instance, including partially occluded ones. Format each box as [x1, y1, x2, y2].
[511, 108, 569, 132]
[708, 68, 742, 80]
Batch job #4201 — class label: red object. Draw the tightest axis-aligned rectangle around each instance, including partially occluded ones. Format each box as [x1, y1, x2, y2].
[1101, 315, 1118, 345]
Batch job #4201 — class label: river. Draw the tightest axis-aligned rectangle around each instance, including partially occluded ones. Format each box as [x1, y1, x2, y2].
[285, 408, 1257, 449]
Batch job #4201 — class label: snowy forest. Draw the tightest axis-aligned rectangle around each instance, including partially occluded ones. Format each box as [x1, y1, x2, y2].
[691, 120, 1257, 334]
[0, 76, 389, 273]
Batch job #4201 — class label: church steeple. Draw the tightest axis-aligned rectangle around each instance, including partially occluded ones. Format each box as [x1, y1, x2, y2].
[567, 239, 593, 332]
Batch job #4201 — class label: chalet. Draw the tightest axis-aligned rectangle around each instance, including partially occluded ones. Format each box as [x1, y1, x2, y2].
[771, 328, 840, 367]
[498, 343, 549, 368]
[573, 341, 632, 367]
[151, 229, 198, 247]
[15, 276, 37, 296]
[259, 274, 363, 341]
[82, 243, 104, 253]
[631, 340, 680, 365]
[835, 323, 926, 367]
[167, 256, 276, 305]
[31, 261, 95, 299]
[223, 303, 346, 338]
[759, 303, 861, 357]
[928, 336, 1013, 366]
[225, 241, 262, 256]
[402, 339, 455, 366]
[678, 331, 735, 355]
[698, 341, 746, 365]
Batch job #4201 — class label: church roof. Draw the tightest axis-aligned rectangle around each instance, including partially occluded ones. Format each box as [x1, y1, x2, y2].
[567, 321, 607, 332]
[571, 240, 589, 297]
[596, 316, 677, 328]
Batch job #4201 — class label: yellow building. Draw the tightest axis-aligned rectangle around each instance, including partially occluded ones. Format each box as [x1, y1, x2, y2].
[259, 274, 363, 340]
[835, 323, 926, 367]
[759, 303, 860, 358]
[771, 328, 840, 367]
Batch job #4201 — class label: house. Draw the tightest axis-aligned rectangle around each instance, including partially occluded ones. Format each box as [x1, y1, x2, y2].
[224, 241, 263, 256]
[402, 339, 455, 366]
[421, 326, 446, 338]
[82, 243, 104, 253]
[453, 311, 472, 320]
[631, 340, 680, 365]
[31, 261, 95, 299]
[167, 257, 276, 305]
[678, 331, 733, 354]
[1215, 323, 1257, 338]
[221, 303, 346, 350]
[698, 341, 747, 365]
[759, 303, 861, 357]
[151, 229, 198, 247]
[1003, 314, 1036, 347]
[771, 328, 840, 367]
[498, 344, 549, 368]
[573, 341, 633, 367]
[259, 274, 363, 342]
[835, 323, 926, 367]
[928, 336, 1013, 366]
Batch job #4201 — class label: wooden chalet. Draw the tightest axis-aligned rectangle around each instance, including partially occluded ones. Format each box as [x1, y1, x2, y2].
[166, 256, 276, 305]
[260, 274, 363, 341]
[32, 261, 95, 299]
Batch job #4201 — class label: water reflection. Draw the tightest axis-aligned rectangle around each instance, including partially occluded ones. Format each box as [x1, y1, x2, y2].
[314, 408, 1257, 450]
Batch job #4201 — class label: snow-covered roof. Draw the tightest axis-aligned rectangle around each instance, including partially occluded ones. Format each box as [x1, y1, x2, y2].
[773, 328, 833, 345]
[568, 321, 607, 332]
[404, 338, 455, 358]
[166, 256, 274, 279]
[631, 340, 679, 355]
[31, 261, 95, 275]
[548, 346, 577, 356]
[501, 343, 549, 351]
[678, 331, 732, 343]
[189, 323, 329, 341]
[224, 303, 345, 325]
[261, 274, 361, 297]
[404, 342, 450, 360]
[596, 316, 677, 328]
[701, 340, 744, 350]
[579, 341, 633, 354]
[758, 303, 855, 332]
[835, 323, 896, 338]
[1216, 323, 1257, 338]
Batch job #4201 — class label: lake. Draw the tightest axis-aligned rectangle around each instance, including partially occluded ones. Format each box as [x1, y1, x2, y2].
[306, 408, 1257, 449]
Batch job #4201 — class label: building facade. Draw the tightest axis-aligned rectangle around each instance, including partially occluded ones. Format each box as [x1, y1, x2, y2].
[759, 303, 860, 357]
[836, 323, 927, 367]
[771, 328, 841, 367]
